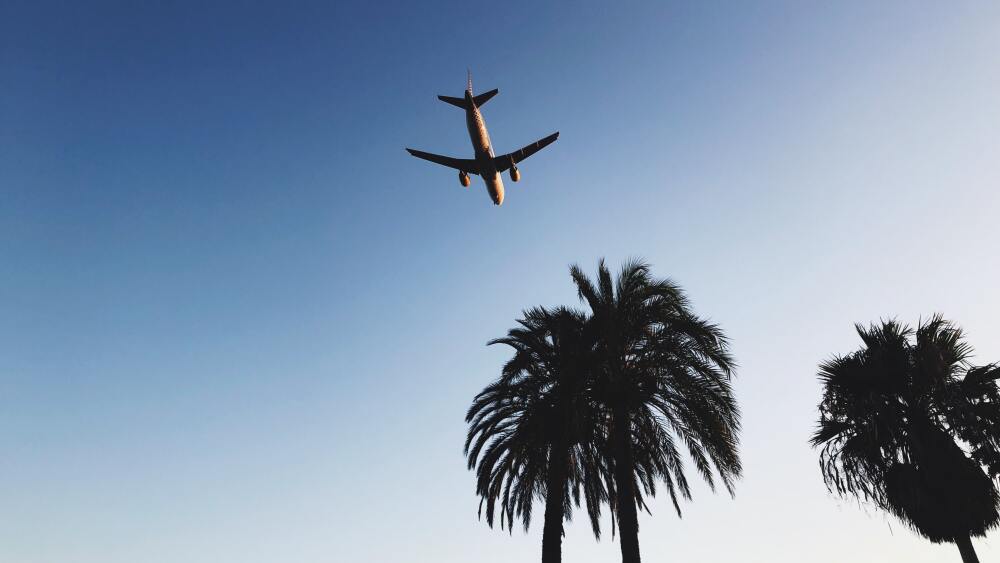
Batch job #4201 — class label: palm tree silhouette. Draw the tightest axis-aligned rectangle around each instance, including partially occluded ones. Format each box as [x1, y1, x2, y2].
[812, 316, 1000, 563]
[465, 306, 605, 563]
[569, 259, 741, 563]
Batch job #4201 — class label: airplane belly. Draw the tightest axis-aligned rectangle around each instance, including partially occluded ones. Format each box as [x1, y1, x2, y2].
[467, 109, 492, 156]
[485, 173, 505, 206]
[480, 124, 493, 156]
[466, 116, 480, 148]
[410, 77, 559, 207]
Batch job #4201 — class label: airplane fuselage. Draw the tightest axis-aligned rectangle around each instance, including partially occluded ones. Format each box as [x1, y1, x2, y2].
[464, 90, 504, 205]
[406, 77, 559, 206]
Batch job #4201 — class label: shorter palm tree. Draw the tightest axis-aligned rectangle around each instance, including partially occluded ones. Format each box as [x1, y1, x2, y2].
[465, 306, 605, 563]
[812, 316, 1000, 563]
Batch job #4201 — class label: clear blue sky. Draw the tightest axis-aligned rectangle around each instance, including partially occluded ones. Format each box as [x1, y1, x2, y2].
[3, 1, 999, 561]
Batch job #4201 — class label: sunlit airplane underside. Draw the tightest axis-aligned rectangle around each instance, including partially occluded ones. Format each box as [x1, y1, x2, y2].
[406, 73, 559, 206]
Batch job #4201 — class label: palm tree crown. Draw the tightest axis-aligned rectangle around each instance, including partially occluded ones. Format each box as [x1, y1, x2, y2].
[465, 306, 605, 562]
[570, 259, 741, 563]
[812, 316, 1000, 562]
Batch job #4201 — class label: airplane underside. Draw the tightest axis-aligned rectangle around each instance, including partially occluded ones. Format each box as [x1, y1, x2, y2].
[405, 74, 558, 207]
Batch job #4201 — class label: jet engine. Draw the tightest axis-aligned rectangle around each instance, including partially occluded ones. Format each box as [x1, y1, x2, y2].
[459, 170, 471, 187]
[509, 164, 520, 182]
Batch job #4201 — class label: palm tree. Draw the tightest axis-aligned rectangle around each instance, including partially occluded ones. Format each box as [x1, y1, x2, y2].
[569, 259, 742, 563]
[811, 317, 1000, 563]
[465, 306, 605, 563]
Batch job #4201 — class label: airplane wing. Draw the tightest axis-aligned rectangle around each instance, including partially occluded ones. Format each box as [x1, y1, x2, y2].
[406, 148, 480, 174]
[493, 132, 559, 172]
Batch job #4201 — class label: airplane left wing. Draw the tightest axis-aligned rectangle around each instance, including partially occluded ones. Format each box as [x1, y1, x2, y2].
[406, 149, 480, 174]
[493, 132, 559, 172]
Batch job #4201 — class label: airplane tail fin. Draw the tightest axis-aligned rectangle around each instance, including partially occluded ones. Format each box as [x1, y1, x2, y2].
[438, 72, 498, 109]
[438, 90, 499, 109]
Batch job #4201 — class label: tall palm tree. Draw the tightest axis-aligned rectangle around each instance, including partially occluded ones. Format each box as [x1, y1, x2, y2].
[569, 259, 742, 563]
[465, 306, 605, 563]
[811, 317, 1000, 563]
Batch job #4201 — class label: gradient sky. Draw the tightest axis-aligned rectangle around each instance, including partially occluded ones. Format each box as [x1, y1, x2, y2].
[3, 1, 1000, 562]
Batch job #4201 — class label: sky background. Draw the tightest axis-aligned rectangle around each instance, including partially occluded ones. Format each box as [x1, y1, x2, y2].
[3, 1, 1000, 562]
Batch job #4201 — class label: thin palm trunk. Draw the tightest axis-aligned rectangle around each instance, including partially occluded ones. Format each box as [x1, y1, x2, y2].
[612, 405, 641, 563]
[955, 534, 979, 563]
[541, 439, 569, 563]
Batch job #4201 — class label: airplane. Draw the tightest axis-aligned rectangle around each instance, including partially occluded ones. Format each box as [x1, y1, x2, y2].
[406, 73, 559, 206]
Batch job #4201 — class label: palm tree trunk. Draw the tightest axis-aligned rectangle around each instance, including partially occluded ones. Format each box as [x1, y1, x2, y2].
[955, 534, 979, 563]
[541, 441, 569, 563]
[613, 405, 641, 563]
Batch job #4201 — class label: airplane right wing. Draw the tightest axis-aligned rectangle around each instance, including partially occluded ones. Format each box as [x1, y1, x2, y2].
[493, 132, 559, 172]
[406, 148, 480, 174]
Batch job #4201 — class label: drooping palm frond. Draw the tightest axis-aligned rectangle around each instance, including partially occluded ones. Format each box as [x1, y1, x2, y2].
[954, 363, 1000, 477]
[465, 306, 606, 541]
[884, 422, 999, 543]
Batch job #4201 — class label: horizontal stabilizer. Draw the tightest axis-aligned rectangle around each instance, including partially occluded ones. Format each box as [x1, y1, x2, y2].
[406, 148, 480, 174]
[438, 95, 468, 109]
[494, 132, 560, 172]
[473, 89, 498, 107]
